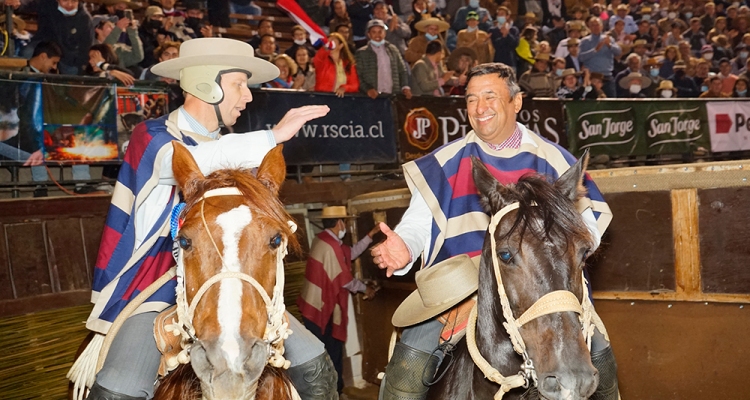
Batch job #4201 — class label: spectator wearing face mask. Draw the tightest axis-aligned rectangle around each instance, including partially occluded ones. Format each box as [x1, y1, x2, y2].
[549, 57, 566, 88]
[138, 6, 168, 68]
[644, 57, 664, 96]
[618, 71, 650, 98]
[732, 76, 749, 97]
[285, 26, 316, 59]
[405, 17, 449, 65]
[457, 11, 493, 64]
[654, 80, 675, 98]
[184, 1, 213, 39]
[489, 6, 519, 68]
[732, 44, 749, 75]
[355, 20, 412, 99]
[452, 0, 491, 33]
[614, 54, 644, 97]
[26, 0, 94, 75]
[407, 0, 438, 39]
[700, 44, 718, 70]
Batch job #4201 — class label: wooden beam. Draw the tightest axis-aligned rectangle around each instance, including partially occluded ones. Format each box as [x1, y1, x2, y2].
[593, 290, 750, 304]
[671, 188, 702, 297]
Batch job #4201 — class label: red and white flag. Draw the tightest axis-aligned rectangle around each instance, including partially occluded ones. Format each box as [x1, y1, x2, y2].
[276, 0, 328, 46]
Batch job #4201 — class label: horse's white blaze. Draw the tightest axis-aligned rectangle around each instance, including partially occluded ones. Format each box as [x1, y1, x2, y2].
[215, 205, 252, 372]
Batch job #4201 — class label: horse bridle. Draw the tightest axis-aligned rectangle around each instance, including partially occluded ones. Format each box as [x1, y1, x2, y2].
[465, 202, 609, 399]
[171, 187, 295, 371]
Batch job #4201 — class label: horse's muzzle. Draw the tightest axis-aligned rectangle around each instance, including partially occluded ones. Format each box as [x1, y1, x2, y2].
[190, 337, 270, 400]
[537, 366, 598, 400]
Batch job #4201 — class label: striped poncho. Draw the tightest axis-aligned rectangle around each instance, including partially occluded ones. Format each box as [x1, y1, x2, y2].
[86, 112, 195, 334]
[402, 125, 612, 269]
[297, 231, 353, 342]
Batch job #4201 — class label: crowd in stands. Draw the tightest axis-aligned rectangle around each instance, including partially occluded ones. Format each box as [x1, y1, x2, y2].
[4, 0, 750, 100]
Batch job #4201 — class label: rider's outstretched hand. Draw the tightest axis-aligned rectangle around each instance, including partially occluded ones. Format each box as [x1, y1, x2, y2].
[272, 105, 330, 143]
[370, 222, 411, 277]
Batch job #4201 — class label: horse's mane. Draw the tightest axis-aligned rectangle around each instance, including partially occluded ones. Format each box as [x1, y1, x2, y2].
[180, 167, 301, 254]
[488, 173, 592, 250]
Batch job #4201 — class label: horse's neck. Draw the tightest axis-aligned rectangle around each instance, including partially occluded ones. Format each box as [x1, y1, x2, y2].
[475, 264, 524, 376]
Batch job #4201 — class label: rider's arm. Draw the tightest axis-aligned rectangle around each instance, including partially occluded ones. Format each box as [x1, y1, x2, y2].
[392, 189, 432, 276]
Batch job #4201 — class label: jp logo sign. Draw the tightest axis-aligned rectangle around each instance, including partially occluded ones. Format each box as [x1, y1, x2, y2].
[403, 107, 439, 150]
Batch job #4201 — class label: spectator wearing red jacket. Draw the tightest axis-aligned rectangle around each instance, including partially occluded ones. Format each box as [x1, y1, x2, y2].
[313, 33, 360, 97]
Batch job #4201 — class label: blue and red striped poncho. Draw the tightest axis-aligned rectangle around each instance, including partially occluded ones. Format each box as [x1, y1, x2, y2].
[402, 125, 612, 269]
[86, 114, 195, 334]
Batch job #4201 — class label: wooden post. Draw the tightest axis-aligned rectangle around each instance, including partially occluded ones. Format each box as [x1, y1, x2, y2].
[671, 188, 701, 298]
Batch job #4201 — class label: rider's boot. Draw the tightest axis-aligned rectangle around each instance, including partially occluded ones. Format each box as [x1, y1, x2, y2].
[589, 330, 619, 400]
[286, 352, 339, 400]
[85, 382, 146, 400]
[378, 342, 440, 400]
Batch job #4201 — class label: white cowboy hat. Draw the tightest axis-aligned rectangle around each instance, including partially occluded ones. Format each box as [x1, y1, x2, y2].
[618, 72, 652, 89]
[392, 254, 479, 327]
[150, 37, 279, 85]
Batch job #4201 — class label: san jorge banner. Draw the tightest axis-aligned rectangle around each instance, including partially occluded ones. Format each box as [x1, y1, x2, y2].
[242, 90, 397, 165]
[395, 96, 566, 162]
[566, 100, 709, 157]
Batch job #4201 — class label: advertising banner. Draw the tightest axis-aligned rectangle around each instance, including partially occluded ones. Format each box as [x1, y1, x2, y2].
[0, 79, 43, 165]
[117, 88, 170, 158]
[706, 101, 750, 152]
[243, 91, 397, 165]
[42, 83, 119, 163]
[566, 100, 709, 156]
[395, 96, 566, 162]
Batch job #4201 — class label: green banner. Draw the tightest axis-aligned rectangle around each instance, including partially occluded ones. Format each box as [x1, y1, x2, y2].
[566, 101, 710, 156]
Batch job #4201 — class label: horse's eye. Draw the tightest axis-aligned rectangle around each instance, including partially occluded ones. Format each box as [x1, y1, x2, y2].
[178, 236, 192, 250]
[270, 233, 283, 249]
[498, 251, 512, 263]
[582, 248, 592, 263]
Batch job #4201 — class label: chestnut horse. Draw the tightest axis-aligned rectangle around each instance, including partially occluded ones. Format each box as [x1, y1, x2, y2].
[154, 143, 299, 400]
[426, 155, 602, 400]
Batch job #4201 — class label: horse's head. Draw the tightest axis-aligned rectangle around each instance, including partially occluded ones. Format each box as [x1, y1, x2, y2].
[472, 154, 598, 400]
[172, 143, 298, 400]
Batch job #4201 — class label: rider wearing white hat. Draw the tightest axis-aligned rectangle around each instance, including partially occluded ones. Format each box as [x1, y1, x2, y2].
[75, 38, 335, 400]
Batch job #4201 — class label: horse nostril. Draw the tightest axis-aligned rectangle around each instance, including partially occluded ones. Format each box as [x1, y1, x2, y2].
[542, 375, 561, 394]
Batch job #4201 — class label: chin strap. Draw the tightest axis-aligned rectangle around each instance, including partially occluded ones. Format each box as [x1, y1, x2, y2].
[213, 104, 226, 129]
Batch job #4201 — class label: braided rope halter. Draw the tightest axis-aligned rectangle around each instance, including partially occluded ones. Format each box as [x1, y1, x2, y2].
[167, 187, 296, 373]
[465, 202, 609, 400]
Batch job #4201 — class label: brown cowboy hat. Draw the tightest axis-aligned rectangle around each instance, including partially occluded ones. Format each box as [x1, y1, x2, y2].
[311, 206, 356, 220]
[415, 17, 450, 33]
[712, 34, 730, 47]
[392, 254, 479, 327]
[561, 68, 579, 78]
[534, 52, 551, 61]
[447, 46, 477, 72]
[619, 72, 652, 89]
[645, 57, 663, 67]
[656, 80, 674, 91]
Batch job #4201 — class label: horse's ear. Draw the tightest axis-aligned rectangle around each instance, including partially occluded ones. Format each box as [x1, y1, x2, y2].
[257, 145, 286, 196]
[471, 155, 512, 213]
[172, 141, 205, 191]
[555, 150, 589, 202]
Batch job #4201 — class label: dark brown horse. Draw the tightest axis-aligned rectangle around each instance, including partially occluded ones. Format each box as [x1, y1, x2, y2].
[154, 143, 300, 400]
[427, 155, 599, 400]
